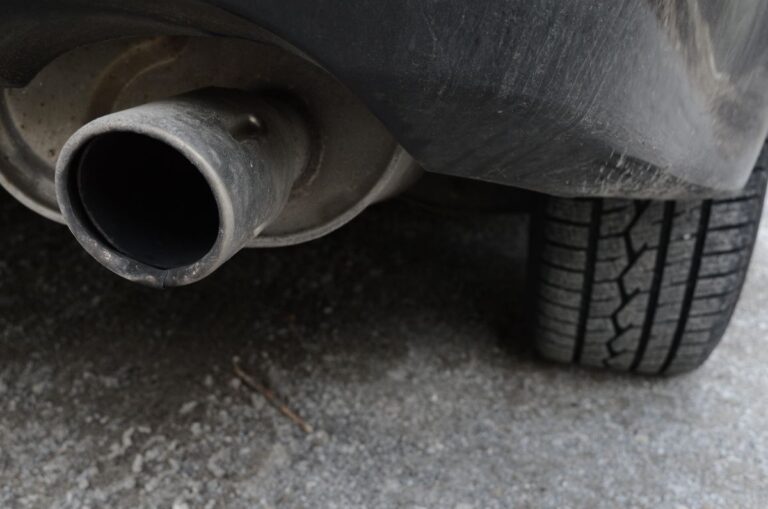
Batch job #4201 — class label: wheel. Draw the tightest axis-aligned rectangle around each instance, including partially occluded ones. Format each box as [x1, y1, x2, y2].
[530, 157, 767, 375]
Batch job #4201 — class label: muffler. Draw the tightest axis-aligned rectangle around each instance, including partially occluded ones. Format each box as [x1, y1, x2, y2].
[55, 89, 311, 288]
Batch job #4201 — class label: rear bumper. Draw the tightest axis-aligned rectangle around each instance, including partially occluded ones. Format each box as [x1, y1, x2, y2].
[1, 0, 767, 199]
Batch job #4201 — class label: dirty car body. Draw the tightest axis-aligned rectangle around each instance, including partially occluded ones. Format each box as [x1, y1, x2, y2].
[0, 0, 767, 199]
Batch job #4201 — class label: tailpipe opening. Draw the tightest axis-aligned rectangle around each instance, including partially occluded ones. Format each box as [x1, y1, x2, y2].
[73, 132, 220, 270]
[55, 89, 311, 288]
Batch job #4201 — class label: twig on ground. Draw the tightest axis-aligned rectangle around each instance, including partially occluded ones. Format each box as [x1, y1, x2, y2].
[232, 357, 313, 434]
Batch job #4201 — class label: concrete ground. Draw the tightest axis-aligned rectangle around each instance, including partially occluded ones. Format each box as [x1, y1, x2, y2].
[0, 187, 766, 509]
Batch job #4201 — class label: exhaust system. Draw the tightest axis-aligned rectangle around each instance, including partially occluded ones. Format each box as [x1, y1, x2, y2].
[55, 89, 311, 288]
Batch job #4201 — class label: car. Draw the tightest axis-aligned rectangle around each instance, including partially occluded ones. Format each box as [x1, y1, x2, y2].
[0, 1, 766, 375]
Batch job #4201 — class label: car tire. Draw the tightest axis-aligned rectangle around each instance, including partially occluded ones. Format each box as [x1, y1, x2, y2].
[530, 154, 767, 375]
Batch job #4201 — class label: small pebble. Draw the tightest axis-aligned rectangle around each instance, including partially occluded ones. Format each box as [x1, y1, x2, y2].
[131, 454, 143, 474]
[179, 401, 198, 415]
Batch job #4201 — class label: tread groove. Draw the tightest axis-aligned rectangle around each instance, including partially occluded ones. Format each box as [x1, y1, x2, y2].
[539, 259, 586, 275]
[660, 200, 711, 374]
[706, 221, 757, 232]
[536, 291, 583, 312]
[630, 202, 675, 372]
[537, 322, 574, 339]
[545, 216, 591, 227]
[540, 279, 582, 293]
[697, 269, 746, 280]
[544, 239, 590, 252]
[572, 201, 601, 364]
[712, 196, 760, 205]
[702, 248, 750, 257]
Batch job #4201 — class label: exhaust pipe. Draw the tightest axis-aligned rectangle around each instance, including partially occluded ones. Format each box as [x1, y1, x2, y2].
[55, 89, 311, 288]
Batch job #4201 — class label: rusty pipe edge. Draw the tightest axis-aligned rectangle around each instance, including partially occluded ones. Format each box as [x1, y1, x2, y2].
[55, 88, 311, 288]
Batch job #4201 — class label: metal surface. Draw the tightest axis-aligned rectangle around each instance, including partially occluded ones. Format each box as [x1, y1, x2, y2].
[0, 1, 767, 199]
[0, 36, 417, 241]
[56, 89, 311, 288]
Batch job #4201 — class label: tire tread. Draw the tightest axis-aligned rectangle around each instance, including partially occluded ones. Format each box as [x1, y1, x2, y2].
[532, 165, 767, 375]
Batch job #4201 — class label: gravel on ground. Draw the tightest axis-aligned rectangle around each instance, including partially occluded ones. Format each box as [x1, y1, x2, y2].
[0, 190, 766, 508]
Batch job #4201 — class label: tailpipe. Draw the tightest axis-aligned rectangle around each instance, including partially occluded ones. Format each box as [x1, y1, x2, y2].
[55, 89, 310, 287]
